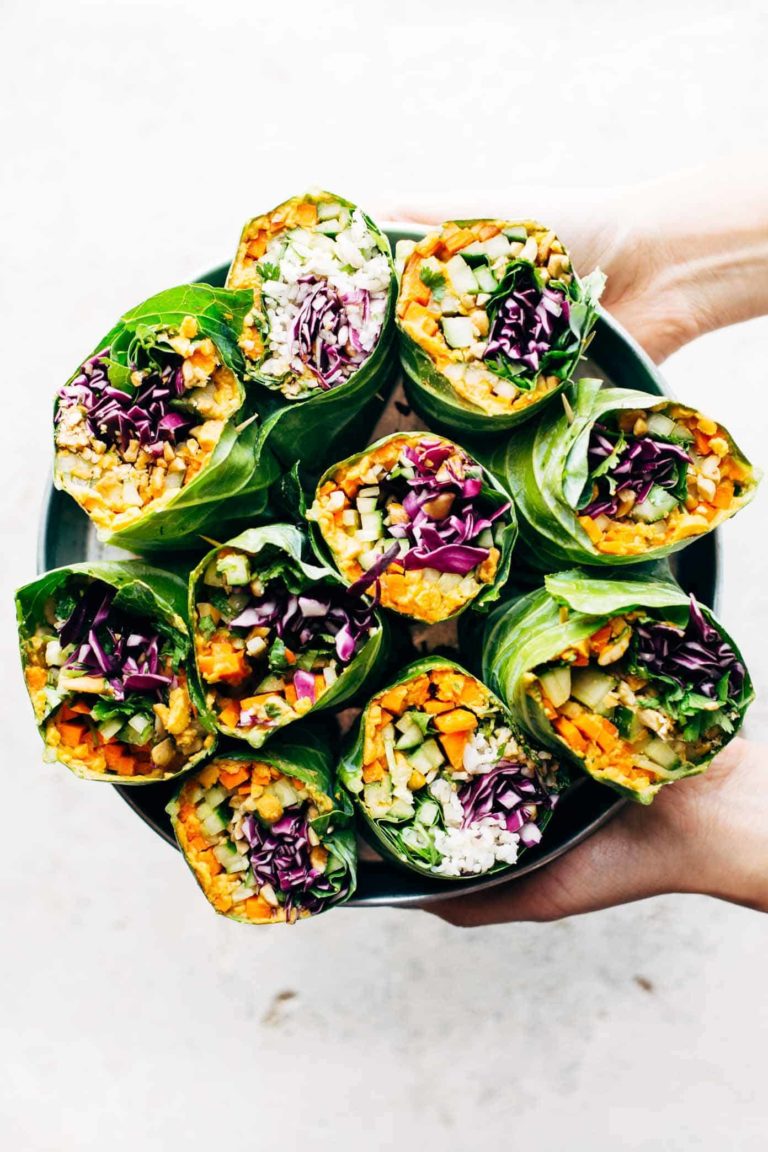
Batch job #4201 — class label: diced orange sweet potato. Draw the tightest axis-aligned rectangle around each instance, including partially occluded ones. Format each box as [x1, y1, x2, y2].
[25, 666, 48, 693]
[713, 480, 734, 509]
[58, 720, 86, 748]
[198, 643, 250, 685]
[423, 698, 454, 715]
[362, 759, 385, 783]
[379, 684, 408, 714]
[245, 895, 273, 921]
[439, 730, 468, 771]
[219, 766, 249, 789]
[441, 228, 476, 254]
[218, 700, 240, 729]
[434, 708, 478, 734]
[295, 202, 318, 227]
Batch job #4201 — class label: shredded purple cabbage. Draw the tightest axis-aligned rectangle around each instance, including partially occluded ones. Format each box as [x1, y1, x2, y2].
[484, 274, 570, 373]
[291, 278, 372, 390]
[457, 760, 556, 846]
[347, 438, 509, 591]
[634, 596, 746, 701]
[582, 424, 691, 518]
[57, 348, 194, 455]
[229, 583, 375, 675]
[57, 580, 172, 701]
[241, 808, 345, 915]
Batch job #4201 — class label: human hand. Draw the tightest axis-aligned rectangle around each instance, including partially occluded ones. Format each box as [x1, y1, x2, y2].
[422, 738, 768, 926]
[391, 162, 768, 364]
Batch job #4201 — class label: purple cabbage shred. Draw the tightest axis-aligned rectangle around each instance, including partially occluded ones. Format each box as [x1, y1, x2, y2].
[457, 760, 556, 846]
[58, 580, 172, 701]
[241, 808, 345, 915]
[634, 596, 745, 701]
[291, 278, 372, 390]
[57, 348, 195, 455]
[484, 275, 570, 373]
[582, 424, 691, 518]
[347, 438, 510, 589]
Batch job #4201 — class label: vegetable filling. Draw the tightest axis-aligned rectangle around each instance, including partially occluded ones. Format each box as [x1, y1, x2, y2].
[309, 434, 510, 622]
[24, 578, 211, 779]
[195, 547, 376, 735]
[172, 758, 350, 923]
[576, 406, 752, 555]
[230, 194, 391, 399]
[55, 316, 241, 531]
[397, 220, 601, 415]
[527, 597, 748, 796]
[351, 665, 558, 877]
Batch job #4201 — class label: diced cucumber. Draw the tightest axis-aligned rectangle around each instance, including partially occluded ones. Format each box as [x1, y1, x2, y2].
[389, 797, 416, 820]
[632, 486, 679, 523]
[98, 717, 123, 742]
[364, 779, 392, 816]
[539, 666, 572, 709]
[445, 255, 478, 294]
[358, 486, 380, 498]
[482, 234, 512, 260]
[213, 842, 249, 873]
[272, 778, 299, 806]
[316, 219, 342, 235]
[256, 675, 285, 693]
[395, 722, 424, 751]
[442, 316, 475, 349]
[202, 806, 229, 837]
[571, 668, 616, 711]
[416, 800, 441, 827]
[216, 552, 250, 585]
[203, 559, 225, 587]
[671, 422, 695, 444]
[341, 509, 360, 528]
[196, 800, 213, 822]
[474, 265, 498, 293]
[646, 413, 676, 439]
[121, 716, 154, 745]
[356, 496, 379, 514]
[644, 738, 680, 771]
[205, 785, 226, 807]
[359, 545, 388, 571]
[408, 738, 445, 774]
[317, 200, 341, 221]
[359, 511, 384, 541]
[614, 704, 645, 742]
[503, 226, 528, 242]
[477, 528, 494, 548]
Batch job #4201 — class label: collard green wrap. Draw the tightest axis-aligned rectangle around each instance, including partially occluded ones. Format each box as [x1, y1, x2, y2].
[483, 570, 753, 804]
[339, 656, 563, 878]
[54, 284, 281, 551]
[190, 524, 388, 749]
[483, 378, 759, 569]
[16, 561, 215, 784]
[167, 727, 356, 924]
[307, 431, 517, 624]
[226, 189, 398, 468]
[396, 218, 603, 436]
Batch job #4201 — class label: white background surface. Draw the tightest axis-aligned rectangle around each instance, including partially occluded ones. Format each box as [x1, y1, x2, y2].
[2, 2, 767, 1148]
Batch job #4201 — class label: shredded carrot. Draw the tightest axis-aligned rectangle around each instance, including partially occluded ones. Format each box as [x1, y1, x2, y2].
[553, 716, 588, 755]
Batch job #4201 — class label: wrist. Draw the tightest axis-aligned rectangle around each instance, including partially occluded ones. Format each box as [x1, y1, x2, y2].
[622, 168, 768, 357]
[664, 739, 768, 911]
